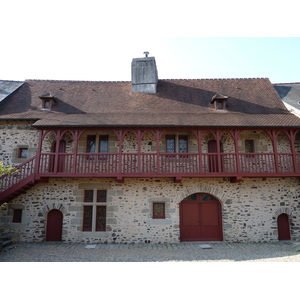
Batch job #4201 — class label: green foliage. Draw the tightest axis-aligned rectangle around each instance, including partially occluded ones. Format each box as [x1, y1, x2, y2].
[0, 161, 18, 210]
[0, 161, 17, 177]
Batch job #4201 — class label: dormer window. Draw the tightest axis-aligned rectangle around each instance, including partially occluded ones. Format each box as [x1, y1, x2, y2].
[43, 99, 51, 109]
[211, 93, 228, 110]
[39, 93, 56, 110]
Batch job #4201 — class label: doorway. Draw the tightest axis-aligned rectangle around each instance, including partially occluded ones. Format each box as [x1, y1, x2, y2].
[46, 209, 63, 241]
[180, 193, 223, 241]
[50, 140, 66, 172]
[277, 213, 291, 240]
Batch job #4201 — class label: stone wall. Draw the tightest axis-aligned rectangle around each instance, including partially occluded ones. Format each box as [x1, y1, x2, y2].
[0, 121, 39, 166]
[1, 177, 299, 243]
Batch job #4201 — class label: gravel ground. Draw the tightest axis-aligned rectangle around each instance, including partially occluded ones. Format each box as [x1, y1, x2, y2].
[1, 241, 300, 262]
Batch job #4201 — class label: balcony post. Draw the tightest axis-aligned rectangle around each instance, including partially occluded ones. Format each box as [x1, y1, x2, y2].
[136, 129, 142, 174]
[153, 129, 164, 174]
[53, 130, 61, 173]
[72, 130, 79, 174]
[269, 130, 280, 173]
[114, 129, 125, 180]
[233, 130, 241, 174]
[191, 129, 203, 173]
[290, 130, 298, 173]
[34, 130, 44, 177]
[216, 130, 222, 173]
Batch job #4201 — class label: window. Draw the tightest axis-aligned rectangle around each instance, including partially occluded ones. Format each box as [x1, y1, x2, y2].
[179, 135, 188, 153]
[82, 190, 107, 231]
[99, 135, 109, 153]
[216, 100, 225, 110]
[153, 203, 165, 219]
[18, 148, 28, 159]
[245, 140, 255, 153]
[86, 135, 96, 153]
[43, 99, 51, 109]
[166, 134, 188, 153]
[245, 140, 255, 158]
[166, 135, 175, 153]
[86, 135, 109, 158]
[12, 209, 22, 223]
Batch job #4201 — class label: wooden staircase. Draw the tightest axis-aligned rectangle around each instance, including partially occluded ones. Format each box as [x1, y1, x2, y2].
[0, 156, 39, 204]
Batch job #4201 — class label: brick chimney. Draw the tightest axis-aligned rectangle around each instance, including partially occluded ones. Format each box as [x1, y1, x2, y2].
[131, 52, 158, 93]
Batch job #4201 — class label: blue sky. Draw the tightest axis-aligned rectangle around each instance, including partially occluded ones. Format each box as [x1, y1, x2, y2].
[1, 1, 299, 84]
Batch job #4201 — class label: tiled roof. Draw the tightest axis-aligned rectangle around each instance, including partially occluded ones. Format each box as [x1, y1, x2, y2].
[0, 80, 24, 103]
[274, 83, 300, 110]
[1, 78, 300, 128]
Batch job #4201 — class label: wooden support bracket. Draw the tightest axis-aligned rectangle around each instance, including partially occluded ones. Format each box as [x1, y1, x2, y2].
[230, 176, 242, 183]
[116, 177, 124, 183]
[174, 177, 182, 184]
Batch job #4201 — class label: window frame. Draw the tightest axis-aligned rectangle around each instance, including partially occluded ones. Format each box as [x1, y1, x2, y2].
[165, 134, 188, 154]
[86, 135, 109, 159]
[12, 209, 22, 223]
[245, 139, 255, 158]
[152, 202, 165, 219]
[216, 100, 225, 110]
[178, 135, 188, 154]
[18, 147, 28, 159]
[82, 189, 107, 232]
[166, 135, 176, 153]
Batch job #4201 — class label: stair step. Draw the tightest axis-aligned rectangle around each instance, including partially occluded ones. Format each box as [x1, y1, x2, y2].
[1, 232, 19, 241]
[2, 239, 12, 247]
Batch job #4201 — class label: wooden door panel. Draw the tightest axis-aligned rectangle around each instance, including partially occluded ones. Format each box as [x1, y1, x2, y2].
[277, 213, 291, 240]
[201, 203, 219, 226]
[181, 203, 199, 226]
[201, 227, 221, 240]
[46, 209, 63, 241]
[180, 194, 223, 241]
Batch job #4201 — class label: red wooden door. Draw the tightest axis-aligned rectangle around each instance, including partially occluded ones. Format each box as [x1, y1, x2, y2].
[208, 140, 224, 172]
[180, 193, 223, 241]
[208, 140, 218, 172]
[58, 140, 66, 172]
[277, 213, 291, 240]
[46, 209, 63, 241]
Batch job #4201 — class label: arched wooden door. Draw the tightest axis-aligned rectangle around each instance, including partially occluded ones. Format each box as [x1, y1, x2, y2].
[46, 209, 63, 241]
[277, 213, 291, 240]
[180, 193, 223, 241]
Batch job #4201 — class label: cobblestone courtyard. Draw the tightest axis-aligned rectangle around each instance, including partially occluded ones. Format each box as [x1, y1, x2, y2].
[1, 241, 300, 262]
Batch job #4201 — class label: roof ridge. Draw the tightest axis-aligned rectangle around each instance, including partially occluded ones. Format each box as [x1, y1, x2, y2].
[273, 82, 300, 85]
[24, 78, 270, 83]
[0, 80, 24, 83]
[161, 78, 269, 81]
[25, 79, 131, 83]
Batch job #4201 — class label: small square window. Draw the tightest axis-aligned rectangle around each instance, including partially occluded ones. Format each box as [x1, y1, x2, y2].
[18, 148, 28, 158]
[216, 101, 225, 110]
[44, 100, 50, 108]
[12, 209, 22, 223]
[153, 203, 165, 219]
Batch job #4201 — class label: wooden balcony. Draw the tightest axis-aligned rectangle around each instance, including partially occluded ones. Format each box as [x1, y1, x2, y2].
[37, 152, 300, 179]
[1, 151, 300, 203]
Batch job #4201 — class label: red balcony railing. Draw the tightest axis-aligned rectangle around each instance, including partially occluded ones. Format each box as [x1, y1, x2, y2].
[37, 152, 300, 177]
[2, 152, 300, 203]
[0, 157, 36, 192]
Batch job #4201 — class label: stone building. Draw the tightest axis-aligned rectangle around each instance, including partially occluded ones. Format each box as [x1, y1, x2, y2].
[1, 55, 300, 244]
